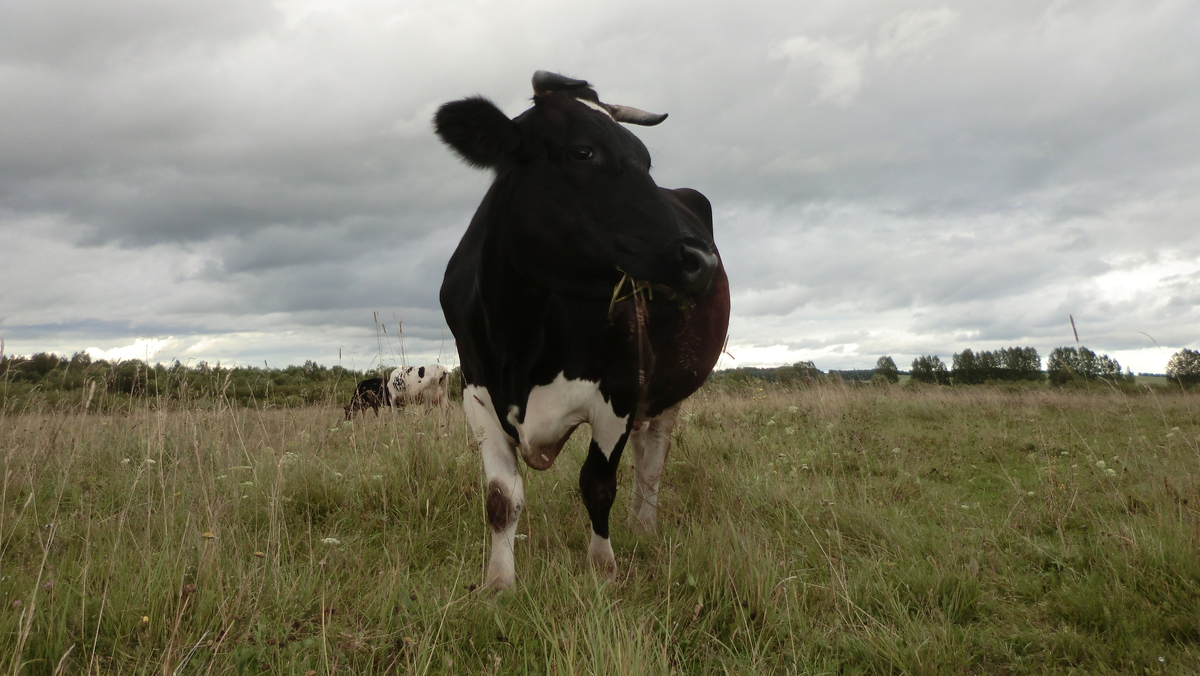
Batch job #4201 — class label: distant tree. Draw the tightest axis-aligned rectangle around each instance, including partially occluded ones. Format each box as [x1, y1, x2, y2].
[999, 346, 1042, 381]
[28, 352, 62, 377]
[952, 349, 982, 385]
[977, 350, 1001, 381]
[779, 360, 822, 384]
[1166, 348, 1200, 386]
[1047, 346, 1127, 385]
[873, 356, 899, 384]
[911, 355, 949, 384]
[1095, 354, 1123, 380]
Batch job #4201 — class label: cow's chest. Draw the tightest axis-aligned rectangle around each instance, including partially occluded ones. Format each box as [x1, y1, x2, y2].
[504, 373, 629, 470]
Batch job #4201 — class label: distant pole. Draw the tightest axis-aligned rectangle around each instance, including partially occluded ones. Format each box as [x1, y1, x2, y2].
[1069, 315, 1079, 343]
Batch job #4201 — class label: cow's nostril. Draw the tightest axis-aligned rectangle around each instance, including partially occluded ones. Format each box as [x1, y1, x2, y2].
[681, 247, 702, 274]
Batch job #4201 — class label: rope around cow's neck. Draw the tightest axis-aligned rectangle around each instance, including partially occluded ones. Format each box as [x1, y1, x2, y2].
[609, 269, 651, 420]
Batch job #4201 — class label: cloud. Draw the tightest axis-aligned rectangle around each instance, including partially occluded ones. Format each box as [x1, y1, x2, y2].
[86, 338, 176, 363]
[875, 9, 958, 64]
[770, 36, 868, 106]
[2, 0, 1198, 372]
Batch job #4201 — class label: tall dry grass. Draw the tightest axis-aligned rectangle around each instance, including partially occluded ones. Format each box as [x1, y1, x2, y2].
[1, 382, 1198, 673]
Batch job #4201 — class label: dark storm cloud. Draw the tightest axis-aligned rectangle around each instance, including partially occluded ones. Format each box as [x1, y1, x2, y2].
[1, 0, 1198, 371]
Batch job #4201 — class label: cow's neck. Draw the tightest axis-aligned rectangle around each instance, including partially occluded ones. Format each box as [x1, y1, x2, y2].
[476, 249, 646, 413]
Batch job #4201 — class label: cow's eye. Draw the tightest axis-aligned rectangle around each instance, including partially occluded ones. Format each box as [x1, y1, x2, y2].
[569, 146, 594, 161]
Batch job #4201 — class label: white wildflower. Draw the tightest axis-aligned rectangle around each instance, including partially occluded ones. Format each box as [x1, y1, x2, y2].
[788, 406, 798, 413]
[891, 448, 901, 454]
[1027, 491, 1035, 497]
[1105, 468, 1117, 477]
[371, 474, 384, 481]
[321, 537, 341, 546]
[785, 427, 796, 436]
[240, 481, 254, 487]
[280, 452, 299, 467]
[1095, 460, 1106, 469]
[145, 458, 156, 465]
[766, 420, 776, 426]
[121, 458, 131, 465]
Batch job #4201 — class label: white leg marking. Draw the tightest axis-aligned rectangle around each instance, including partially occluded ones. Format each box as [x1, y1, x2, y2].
[629, 403, 681, 534]
[588, 531, 617, 580]
[464, 385, 523, 590]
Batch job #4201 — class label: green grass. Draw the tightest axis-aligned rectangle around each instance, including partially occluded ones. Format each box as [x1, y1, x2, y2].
[2, 383, 1199, 674]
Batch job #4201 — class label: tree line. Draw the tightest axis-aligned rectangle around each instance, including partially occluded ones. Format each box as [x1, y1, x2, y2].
[708, 345, 1200, 390]
[1, 352, 373, 412]
[901, 346, 1200, 387]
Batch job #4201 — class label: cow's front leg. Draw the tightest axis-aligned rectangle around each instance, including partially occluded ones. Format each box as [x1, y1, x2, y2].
[464, 386, 524, 590]
[578, 420, 630, 579]
[628, 403, 681, 533]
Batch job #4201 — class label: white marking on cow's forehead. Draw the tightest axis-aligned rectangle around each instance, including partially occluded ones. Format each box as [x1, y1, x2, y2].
[579, 99, 613, 120]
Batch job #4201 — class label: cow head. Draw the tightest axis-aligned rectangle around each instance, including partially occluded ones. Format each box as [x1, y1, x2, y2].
[434, 71, 718, 297]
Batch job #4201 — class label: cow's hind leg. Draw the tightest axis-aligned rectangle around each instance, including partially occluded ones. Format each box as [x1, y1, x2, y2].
[464, 386, 524, 590]
[628, 403, 681, 534]
[579, 424, 630, 579]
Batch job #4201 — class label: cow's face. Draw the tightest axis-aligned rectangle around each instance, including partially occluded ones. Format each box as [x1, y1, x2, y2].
[434, 73, 718, 297]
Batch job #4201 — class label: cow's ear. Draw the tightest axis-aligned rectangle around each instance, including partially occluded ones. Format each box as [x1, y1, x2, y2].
[434, 97, 520, 169]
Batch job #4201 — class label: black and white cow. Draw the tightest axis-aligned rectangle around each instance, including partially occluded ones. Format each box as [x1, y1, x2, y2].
[387, 365, 450, 408]
[435, 71, 730, 589]
[344, 377, 387, 421]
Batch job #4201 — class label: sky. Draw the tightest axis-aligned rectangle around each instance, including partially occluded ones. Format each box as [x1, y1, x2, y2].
[1, 0, 1198, 374]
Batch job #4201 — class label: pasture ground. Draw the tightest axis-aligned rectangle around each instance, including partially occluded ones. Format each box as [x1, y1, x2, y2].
[1, 383, 1199, 674]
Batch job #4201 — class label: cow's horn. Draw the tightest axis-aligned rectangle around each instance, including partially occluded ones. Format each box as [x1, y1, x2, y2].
[533, 70, 590, 94]
[602, 103, 668, 127]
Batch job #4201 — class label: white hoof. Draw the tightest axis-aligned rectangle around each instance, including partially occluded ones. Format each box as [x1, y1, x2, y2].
[588, 532, 617, 580]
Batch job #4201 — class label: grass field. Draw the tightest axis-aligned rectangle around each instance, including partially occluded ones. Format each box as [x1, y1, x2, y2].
[2, 383, 1199, 674]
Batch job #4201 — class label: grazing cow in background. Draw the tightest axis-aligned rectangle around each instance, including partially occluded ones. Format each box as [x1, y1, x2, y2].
[435, 71, 730, 589]
[344, 377, 387, 420]
[387, 365, 450, 408]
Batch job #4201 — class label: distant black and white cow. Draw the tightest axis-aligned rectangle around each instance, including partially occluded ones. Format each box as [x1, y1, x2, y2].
[387, 365, 450, 408]
[435, 71, 730, 589]
[344, 377, 387, 421]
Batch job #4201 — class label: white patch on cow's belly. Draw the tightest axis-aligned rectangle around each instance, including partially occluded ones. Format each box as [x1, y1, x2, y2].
[510, 373, 628, 469]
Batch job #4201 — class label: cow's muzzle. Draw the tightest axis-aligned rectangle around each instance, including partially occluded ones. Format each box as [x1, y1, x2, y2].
[677, 237, 718, 294]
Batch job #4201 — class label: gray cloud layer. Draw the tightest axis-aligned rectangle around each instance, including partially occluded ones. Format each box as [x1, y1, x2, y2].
[2, 0, 1198, 372]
